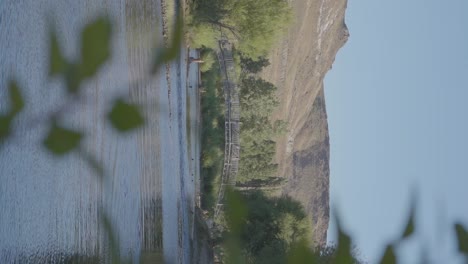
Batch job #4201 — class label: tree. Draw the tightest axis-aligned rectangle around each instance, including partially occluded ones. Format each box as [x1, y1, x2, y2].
[191, 0, 292, 59]
[226, 191, 311, 264]
[240, 77, 279, 125]
[240, 55, 270, 74]
[238, 77, 286, 182]
[200, 49, 217, 72]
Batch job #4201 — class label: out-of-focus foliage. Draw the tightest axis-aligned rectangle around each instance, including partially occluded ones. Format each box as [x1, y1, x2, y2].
[108, 99, 145, 132]
[44, 17, 145, 158]
[152, 13, 184, 73]
[0, 80, 25, 143]
[223, 191, 310, 264]
[401, 193, 416, 239]
[379, 245, 396, 264]
[287, 239, 316, 264]
[0, 116, 12, 142]
[455, 223, 468, 254]
[49, 29, 67, 76]
[224, 189, 248, 264]
[80, 17, 112, 78]
[9, 80, 25, 115]
[43, 125, 83, 155]
[222, 191, 368, 264]
[333, 216, 355, 264]
[222, 189, 468, 264]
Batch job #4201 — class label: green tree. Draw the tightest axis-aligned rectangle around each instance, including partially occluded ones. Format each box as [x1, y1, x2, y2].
[190, 0, 292, 58]
[200, 49, 217, 72]
[240, 55, 270, 74]
[238, 77, 286, 182]
[225, 191, 311, 264]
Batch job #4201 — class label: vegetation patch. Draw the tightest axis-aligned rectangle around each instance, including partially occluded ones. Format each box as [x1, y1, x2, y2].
[187, 0, 292, 59]
[237, 75, 287, 183]
[199, 51, 225, 214]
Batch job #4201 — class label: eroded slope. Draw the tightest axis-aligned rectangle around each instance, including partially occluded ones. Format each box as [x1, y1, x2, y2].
[261, 0, 349, 245]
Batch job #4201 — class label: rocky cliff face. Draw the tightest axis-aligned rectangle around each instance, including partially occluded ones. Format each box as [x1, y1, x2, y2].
[261, 0, 349, 245]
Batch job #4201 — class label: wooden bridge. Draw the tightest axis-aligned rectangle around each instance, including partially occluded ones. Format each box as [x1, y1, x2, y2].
[214, 39, 240, 219]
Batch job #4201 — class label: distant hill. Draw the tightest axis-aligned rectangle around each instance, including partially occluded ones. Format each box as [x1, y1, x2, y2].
[261, 0, 349, 245]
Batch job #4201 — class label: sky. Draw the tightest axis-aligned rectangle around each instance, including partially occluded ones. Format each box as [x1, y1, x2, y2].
[326, 0, 468, 263]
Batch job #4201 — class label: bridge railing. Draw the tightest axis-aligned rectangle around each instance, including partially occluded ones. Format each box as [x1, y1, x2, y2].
[214, 39, 241, 219]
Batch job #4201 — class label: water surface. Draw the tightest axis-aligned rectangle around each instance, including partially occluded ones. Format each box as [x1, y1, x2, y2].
[0, 0, 198, 263]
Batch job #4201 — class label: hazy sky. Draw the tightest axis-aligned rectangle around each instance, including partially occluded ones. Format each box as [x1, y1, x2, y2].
[326, 0, 468, 263]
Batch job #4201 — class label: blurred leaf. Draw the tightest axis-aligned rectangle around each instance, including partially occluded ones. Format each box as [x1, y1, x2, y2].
[79, 149, 104, 179]
[226, 189, 247, 235]
[101, 211, 121, 264]
[43, 125, 82, 155]
[402, 207, 414, 239]
[287, 240, 316, 264]
[49, 29, 67, 76]
[225, 189, 248, 264]
[151, 13, 183, 73]
[334, 211, 354, 264]
[225, 237, 245, 264]
[108, 99, 144, 132]
[65, 63, 82, 93]
[80, 17, 112, 78]
[455, 223, 468, 253]
[85, 155, 104, 179]
[9, 80, 24, 115]
[0, 80, 23, 143]
[402, 197, 416, 239]
[379, 244, 396, 264]
[0, 115, 12, 143]
[335, 229, 353, 264]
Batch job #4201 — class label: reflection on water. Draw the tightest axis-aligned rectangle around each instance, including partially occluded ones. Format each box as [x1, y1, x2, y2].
[0, 0, 171, 262]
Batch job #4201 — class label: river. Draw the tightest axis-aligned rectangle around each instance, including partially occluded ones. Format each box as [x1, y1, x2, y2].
[0, 0, 199, 263]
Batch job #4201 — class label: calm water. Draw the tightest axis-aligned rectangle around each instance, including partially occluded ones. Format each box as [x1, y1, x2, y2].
[0, 0, 197, 263]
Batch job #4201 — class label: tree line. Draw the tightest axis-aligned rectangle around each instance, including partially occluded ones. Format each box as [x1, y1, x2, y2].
[188, 0, 291, 60]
